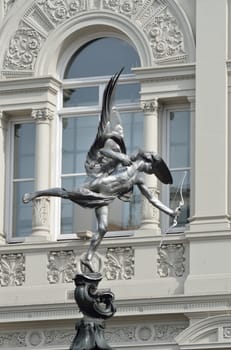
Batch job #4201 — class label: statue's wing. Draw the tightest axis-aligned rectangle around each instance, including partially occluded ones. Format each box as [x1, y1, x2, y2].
[152, 153, 173, 185]
[85, 69, 126, 176]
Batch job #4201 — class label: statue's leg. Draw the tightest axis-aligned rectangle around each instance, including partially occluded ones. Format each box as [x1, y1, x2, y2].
[82, 206, 108, 272]
[22, 188, 69, 203]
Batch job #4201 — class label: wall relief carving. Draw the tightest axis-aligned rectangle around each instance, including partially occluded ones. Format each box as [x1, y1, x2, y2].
[47, 250, 77, 283]
[2, 0, 188, 76]
[104, 247, 134, 280]
[157, 243, 185, 277]
[0, 253, 25, 286]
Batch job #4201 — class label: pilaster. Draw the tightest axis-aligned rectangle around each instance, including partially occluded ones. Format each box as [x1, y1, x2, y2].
[0, 111, 7, 244]
[188, 0, 229, 233]
[140, 99, 161, 234]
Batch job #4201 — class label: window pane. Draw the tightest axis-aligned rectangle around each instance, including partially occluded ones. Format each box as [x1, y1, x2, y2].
[120, 111, 144, 153]
[169, 111, 190, 168]
[64, 38, 140, 78]
[62, 115, 99, 174]
[63, 86, 99, 107]
[14, 123, 35, 179]
[12, 181, 34, 237]
[169, 170, 190, 228]
[61, 112, 144, 233]
[61, 175, 95, 234]
[108, 186, 141, 231]
[115, 83, 140, 104]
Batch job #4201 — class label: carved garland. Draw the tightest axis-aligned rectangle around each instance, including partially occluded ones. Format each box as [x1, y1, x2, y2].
[2, 0, 187, 75]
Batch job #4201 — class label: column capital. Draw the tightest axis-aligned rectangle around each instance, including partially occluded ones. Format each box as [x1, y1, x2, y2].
[31, 108, 54, 122]
[141, 98, 159, 113]
[0, 111, 7, 129]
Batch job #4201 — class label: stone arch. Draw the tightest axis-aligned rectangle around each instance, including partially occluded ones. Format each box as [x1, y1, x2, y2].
[176, 314, 231, 349]
[0, 0, 195, 79]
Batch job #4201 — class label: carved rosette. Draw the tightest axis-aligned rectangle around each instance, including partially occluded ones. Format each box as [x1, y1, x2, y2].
[47, 250, 77, 283]
[0, 253, 25, 287]
[4, 22, 44, 71]
[103, 0, 143, 17]
[2, 0, 188, 76]
[157, 243, 185, 277]
[37, 0, 86, 24]
[105, 247, 134, 280]
[223, 327, 231, 338]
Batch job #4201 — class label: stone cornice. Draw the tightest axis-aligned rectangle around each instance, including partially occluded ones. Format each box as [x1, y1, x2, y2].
[133, 63, 195, 83]
[0, 293, 230, 324]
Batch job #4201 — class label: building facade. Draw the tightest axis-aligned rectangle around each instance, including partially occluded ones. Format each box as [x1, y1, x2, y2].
[0, 0, 231, 349]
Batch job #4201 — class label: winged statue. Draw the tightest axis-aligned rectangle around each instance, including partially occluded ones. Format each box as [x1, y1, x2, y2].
[23, 70, 181, 272]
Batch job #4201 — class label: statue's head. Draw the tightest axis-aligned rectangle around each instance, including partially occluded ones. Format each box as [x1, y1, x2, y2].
[133, 150, 173, 184]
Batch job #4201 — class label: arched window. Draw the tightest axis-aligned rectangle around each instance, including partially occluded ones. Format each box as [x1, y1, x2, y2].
[59, 37, 143, 236]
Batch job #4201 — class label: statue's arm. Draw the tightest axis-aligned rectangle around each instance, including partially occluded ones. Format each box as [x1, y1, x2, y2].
[100, 148, 132, 166]
[137, 182, 176, 217]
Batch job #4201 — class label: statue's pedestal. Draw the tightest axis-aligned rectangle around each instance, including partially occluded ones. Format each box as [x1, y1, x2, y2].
[70, 272, 116, 350]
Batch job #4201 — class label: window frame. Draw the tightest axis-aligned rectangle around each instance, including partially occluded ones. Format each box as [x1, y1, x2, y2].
[6, 117, 35, 242]
[56, 73, 142, 240]
[161, 104, 191, 234]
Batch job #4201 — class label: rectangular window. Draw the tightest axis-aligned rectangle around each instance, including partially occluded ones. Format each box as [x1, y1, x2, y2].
[7, 122, 35, 240]
[60, 75, 143, 238]
[60, 111, 143, 235]
[162, 108, 190, 232]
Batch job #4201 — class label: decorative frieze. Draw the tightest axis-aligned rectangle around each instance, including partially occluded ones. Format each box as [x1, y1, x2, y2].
[157, 243, 185, 277]
[105, 247, 134, 280]
[47, 250, 77, 283]
[2, 0, 189, 76]
[0, 322, 187, 347]
[0, 253, 25, 287]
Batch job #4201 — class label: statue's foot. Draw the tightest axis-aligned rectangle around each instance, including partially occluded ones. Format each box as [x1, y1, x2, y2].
[22, 193, 33, 203]
[80, 258, 95, 273]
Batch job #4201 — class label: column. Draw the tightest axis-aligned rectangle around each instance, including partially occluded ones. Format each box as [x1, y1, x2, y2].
[29, 108, 53, 241]
[0, 111, 6, 243]
[140, 99, 161, 234]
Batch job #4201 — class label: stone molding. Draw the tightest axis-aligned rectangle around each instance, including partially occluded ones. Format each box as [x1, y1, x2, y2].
[175, 314, 231, 348]
[1, 0, 192, 77]
[0, 294, 231, 324]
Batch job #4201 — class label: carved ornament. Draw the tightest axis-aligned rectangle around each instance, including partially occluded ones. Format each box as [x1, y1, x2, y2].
[157, 243, 185, 277]
[105, 247, 134, 280]
[47, 250, 77, 283]
[0, 253, 25, 286]
[2, 0, 188, 75]
[31, 108, 54, 121]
